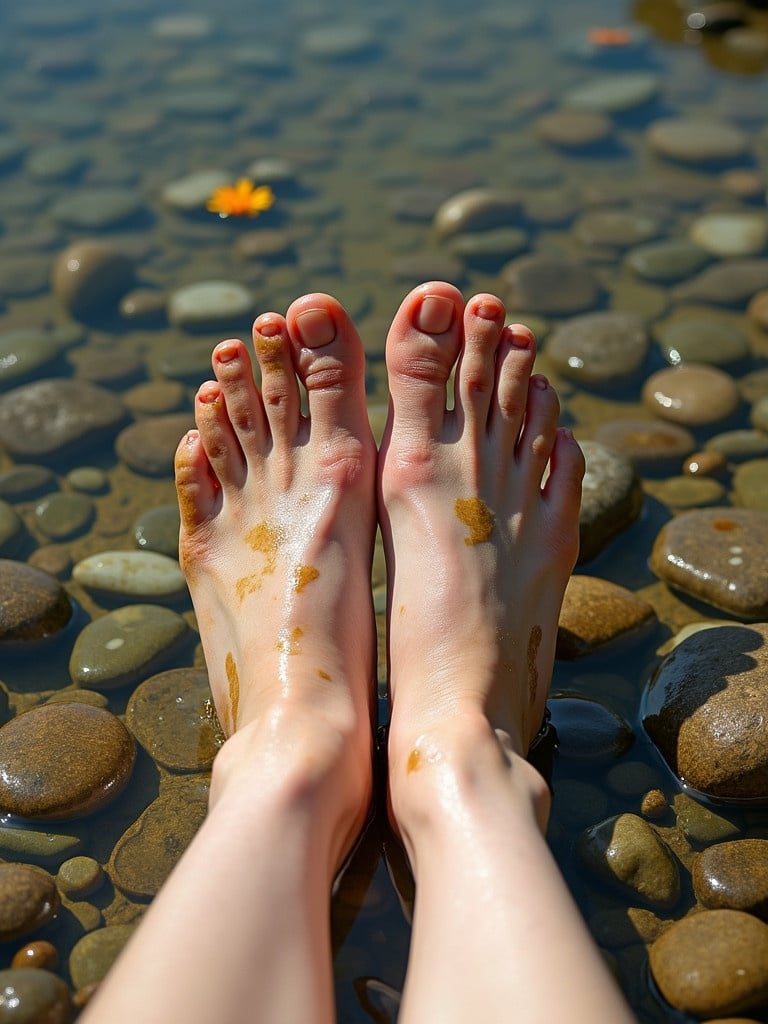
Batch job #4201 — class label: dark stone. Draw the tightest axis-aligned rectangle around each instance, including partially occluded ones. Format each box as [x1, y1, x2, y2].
[0, 560, 72, 644]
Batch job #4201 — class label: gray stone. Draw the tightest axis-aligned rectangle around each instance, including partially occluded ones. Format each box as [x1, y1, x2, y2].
[625, 239, 711, 283]
[0, 466, 57, 501]
[0, 329, 62, 386]
[691, 212, 768, 257]
[448, 228, 529, 269]
[66, 466, 108, 494]
[535, 109, 613, 149]
[546, 312, 649, 386]
[674, 259, 768, 305]
[642, 365, 740, 426]
[0, 255, 50, 299]
[0, 560, 72, 644]
[133, 504, 181, 558]
[34, 491, 95, 540]
[115, 413, 194, 477]
[706, 429, 768, 460]
[0, 969, 70, 1023]
[300, 24, 378, 60]
[168, 280, 254, 329]
[150, 14, 211, 40]
[502, 254, 601, 315]
[647, 118, 749, 163]
[161, 169, 230, 211]
[548, 694, 634, 758]
[433, 188, 522, 239]
[577, 441, 644, 563]
[564, 73, 660, 113]
[27, 142, 87, 182]
[574, 209, 661, 249]
[655, 317, 750, 367]
[51, 188, 144, 230]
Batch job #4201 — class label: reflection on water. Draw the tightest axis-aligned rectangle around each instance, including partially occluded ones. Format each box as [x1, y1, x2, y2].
[1, 0, 768, 1020]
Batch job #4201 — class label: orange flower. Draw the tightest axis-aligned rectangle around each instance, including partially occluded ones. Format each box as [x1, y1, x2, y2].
[587, 27, 632, 46]
[206, 179, 275, 218]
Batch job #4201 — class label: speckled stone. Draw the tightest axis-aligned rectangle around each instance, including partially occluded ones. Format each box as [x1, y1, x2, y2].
[0, 864, 59, 941]
[733, 459, 768, 510]
[548, 694, 634, 759]
[126, 668, 220, 771]
[0, 827, 80, 862]
[0, 379, 128, 461]
[115, 412, 194, 477]
[557, 575, 655, 658]
[56, 856, 104, 899]
[647, 118, 749, 164]
[577, 441, 644, 563]
[0, 703, 135, 820]
[643, 365, 740, 426]
[34, 491, 95, 540]
[643, 623, 768, 800]
[110, 777, 209, 899]
[673, 792, 739, 844]
[650, 911, 768, 1018]
[0, 968, 71, 1023]
[546, 312, 649, 386]
[72, 549, 187, 601]
[0, 560, 72, 644]
[655, 318, 750, 367]
[674, 260, 768, 305]
[649, 508, 768, 618]
[69, 603, 190, 689]
[433, 188, 521, 239]
[625, 239, 711, 283]
[592, 419, 695, 474]
[693, 840, 768, 918]
[577, 813, 680, 908]
[68, 924, 135, 990]
[501, 254, 601, 315]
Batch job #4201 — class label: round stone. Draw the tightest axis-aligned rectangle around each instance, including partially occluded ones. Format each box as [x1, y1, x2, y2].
[649, 508, 768, 619]
[0, 329, 63, 387]
[673, 792, 739, 844]
[448, 228, 529, 270]
[161, 169, 230, 211]
[696, 837, 768, 921]
[392, 253, 464, 286]
[51, 241, 134, 320]
[0, 864, 59, 942]
[684, 450, 728, 477]
[546, 312, 649, 386]
[26, 547, 72, 580]
[691, 212, 768, 257]
[706, 429, 768, 460]
[11, 940, 59, 971]
[0, 501, 23, 557]
[655, 317, 750, 367]
[577, 441, 644, 564]
[68, 925, 135, 990]
[433, 188, 521, 239]
[573, 209, 661, 250]
[119, 288, 167, 324]
[733, 459, 768, 510]
[300, 24, 378, 61]
[651, 475, 726, 508]
[0, 703, 135, 820]
[51, 188, 144, 231]
[641, 789, 668, 819]
[0, 379, 128, 461]
[642, 365, 740, 426]
[548, 694, 634, 759]
[556, 575, 656, 658]
[674, 259, 768, 305]
[643, 623, 768, 800]
[0, 969, 70, 1023]
[168, 280, 254, 329]
[70, 347, 144, 387]
[752, 396, 768, 432]
[592, 419, 695, 474]
[625, 239, 711, 283]
[0, 466, 57, 502]
[535, 109, 613, 149]
[0, 560, 72, 645]
[115, 413, 194, 476]
[34, 492, 95, 541]
[501, 254, 601, 315]
[747, 290, 768, 330]
[133, 504, 180, 558]
[649, 911, 768, 1018]
[72, 550, 187, 601]
[577, 813, 680, 908]
[126, 668, 220, 771]
[150, 14, 211, 39]
[69, 604, 190, 690]
[27, 142, 87, 183]
[647, 118, 749, 164]
[56, 856, 104, 899]
[0, 256, 51, 300]
[123, 380, 186, 416]
[564, 72, 660, 113]
[235, 229, 296, 263]
[66, 466, 108, 494]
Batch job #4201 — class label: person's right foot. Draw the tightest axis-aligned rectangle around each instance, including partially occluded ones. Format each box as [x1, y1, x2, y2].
[378, 283, 584, 818]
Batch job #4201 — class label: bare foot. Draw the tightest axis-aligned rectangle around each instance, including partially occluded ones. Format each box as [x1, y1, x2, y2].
[379, 283, 584, 830]
[175, 293, 376, 866]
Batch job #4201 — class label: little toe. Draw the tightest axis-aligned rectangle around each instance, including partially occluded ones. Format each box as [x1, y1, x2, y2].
[384, 282, 464, 437]
[285, 293, 371, 445]
[212, 339, 268, 459]
[454, 294, 506, 438]
[543, 428, 585, 565]
[194, 379, 247, 491]
[515, 374, 561, 487]
[491, 324, 538, 462]
[252, 313, 301, 445]
[175, 428, 221, 534]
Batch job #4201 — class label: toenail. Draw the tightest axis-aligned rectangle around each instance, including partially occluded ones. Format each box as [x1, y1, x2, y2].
[296, 308, 336, 348]
[215, 341, 239, 363]
[415, 295, 454, 334]
[508, 325, 534, 348]
[532, 374, 549, 390]
[475, 300, 503, 321]
[257, 320, 282, 338]
[198, 385, 221, 404]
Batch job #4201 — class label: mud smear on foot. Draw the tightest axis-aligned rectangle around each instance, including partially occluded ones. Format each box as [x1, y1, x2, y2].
[254, 334, 284, 371]
[318, 668, 331, 681]
[277, 625, 303, 655]
[406, 749, 422, 773]
[454, 497, 494, 545]
[224, 652, 240, 733]
[527, 625, 542, 706]
[293, 564, 319, 593]
[236, 521, 285, 601]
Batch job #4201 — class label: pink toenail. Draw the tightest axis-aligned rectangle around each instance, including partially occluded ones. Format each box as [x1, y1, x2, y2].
[257, 320, 282, 338]
[532, 374, 549, 390]
[216, 341, 239, 363]
[415, 295, 454, 334]
[508, 325, 534, 348]
[198, 384, 221, 404]
[296, 308, 336, 348]
[185, 430, 199, 445]
[475, 301, 503, 321]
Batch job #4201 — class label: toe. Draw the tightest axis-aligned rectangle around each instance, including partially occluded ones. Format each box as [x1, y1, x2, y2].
[212, 339, 268, 459]
[543, 428, 585, 567]
[515, 374, 561, 488]
[285, 293, 371, 448]
[384, 282, 464, 438]
[175, 428, 221, 534]
[453, 294, 506, 439]
[194, 380, 247, 490]
[491, 324, 537, 462]
[252, 313, 301, 445]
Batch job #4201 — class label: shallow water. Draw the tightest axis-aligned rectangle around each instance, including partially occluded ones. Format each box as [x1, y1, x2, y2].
[1, 0, 768, 1020]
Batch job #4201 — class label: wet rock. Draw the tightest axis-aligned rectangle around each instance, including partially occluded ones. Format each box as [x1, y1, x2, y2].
[150, 14, 211, 40]
[753, 397, 768, 433]
[642, 365, 740, 426]
[300, 24, 378, 61]
[643, 623, 768, 800]
[625, 239, 711, 283]
[574, 209, 661, 250]
[66, 466, 108, 494]
[501, 254, 601, 315]
[27, 546, 72, 581]
[577, 813, 680, 908]
[655, 317, 750, 368]
[70, 346, 144, 387]
[0, 379, 128, 461]
[748, 290, 768, 330]
[0, 255, 51, 299]
[68, 924, 135, 989]
[684, 450, 728, 478]
[0, 560, 72, 644]
[0, 466, 57, 502]
[0, 827, 80, 863]
[0, 703, 134, 820]
[649, 910, 768, 1017]
[448, 228, 529, 269]
[641, 789, 669, 819]
[691, 212, 768, 257]
[673, 792, 739, 844]
[110, 778, 208, 899]
[69, 603, 190, 689]
[0, 501, 23, 556]
[51, 241, 134, 320]
[161, 169, 230, 211]
[0, 329, 63, 387]
[133, 504, 180, 558]
[647, 118, 749, 164]
[548, 694, 634, 759]
[649, 508, 768, 618]
[11, 940, 59, 971]
[592, 419, 695, 474]
[557, 575, 656, 658]
[115, 412, 194, 477]
[0, 864, 59, 941]
[72, 550, 187, 601]
[590, 906, 668, 948]
[27, 141, 87, 182]
[577, 441, 644, 563]
[51, 188, 144, 230]
[123, 380, 186, 416]
[733, 459, 768, 510]
[0, 968, 71, 1023]
[674, 259, 768, 305]
[707, 429, 768, 460]
[535, 109, 613, 149]
[34, 491, 95, 540]
[56, 856, 104, 899]
[650, 475, 725, 508]
[433, 188, 522, 239]
[126, 667, 220, 771]
[235, 228, 296, 263]
[564, 72, 660, 113]
[119, 288, 167, 324]
[693, 839, 768, 916]
[168, 280, 254, 329]
[546, 312, 649, 386]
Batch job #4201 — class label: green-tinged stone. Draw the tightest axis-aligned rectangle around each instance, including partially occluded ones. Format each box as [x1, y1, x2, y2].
[0, 827, 81, 862]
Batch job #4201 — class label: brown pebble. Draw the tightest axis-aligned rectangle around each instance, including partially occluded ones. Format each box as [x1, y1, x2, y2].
[748, 290, 768, 331]
[641, 788, 668, 818]
[11, 940, 59, 971]
[683, 450, 729, 478]
[27, 546, 73, 579]
[720, 169, 766, 200]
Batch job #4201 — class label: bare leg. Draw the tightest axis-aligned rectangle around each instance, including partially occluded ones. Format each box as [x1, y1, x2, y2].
[82, 295, 376, 1024]
[379, 283, 634, 1023]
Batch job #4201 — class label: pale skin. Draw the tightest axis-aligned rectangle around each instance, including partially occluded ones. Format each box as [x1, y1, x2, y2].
[81, 284, 635, 1024]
